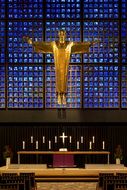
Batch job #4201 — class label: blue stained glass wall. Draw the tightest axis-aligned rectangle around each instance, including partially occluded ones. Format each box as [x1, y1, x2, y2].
[84, 0, 119, 19]
[45, 65, 81, 108]
[83, 21, 119, 64]
[8, 66, 43, 108]
[84, 66, 119, 108]
[8, 21, 43, 64]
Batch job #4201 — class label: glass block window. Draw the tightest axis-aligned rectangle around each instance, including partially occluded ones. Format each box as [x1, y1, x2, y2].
[83, 21, 119, 64]
[0, 22, 5, 64]
[84, 0, 119, 19]
[45, 21, 81, 63]
[46, 0, 80, 19]
[45, 65, 81, 108]
[0, 66, 5, 108]
[121, 22, 127, 64]
[0, 2, 5, 19]
[121, 66, 127, 108]
[8, 21, 43, 64]
[7, 66, 43, 108]
[122, 0, 127, 19]
[8, 0, 43, 19]
[84, 66, 119, 108]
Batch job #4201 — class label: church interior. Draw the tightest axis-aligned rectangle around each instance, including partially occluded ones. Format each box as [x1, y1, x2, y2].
[0, 0, 127, 189]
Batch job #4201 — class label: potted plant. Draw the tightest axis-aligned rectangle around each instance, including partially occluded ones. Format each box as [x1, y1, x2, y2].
[114, 145, 123, 164]
[3, 145, 13, 168]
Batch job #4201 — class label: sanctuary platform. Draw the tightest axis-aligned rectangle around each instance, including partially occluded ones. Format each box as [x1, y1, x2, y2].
[0, 164, 127, 182]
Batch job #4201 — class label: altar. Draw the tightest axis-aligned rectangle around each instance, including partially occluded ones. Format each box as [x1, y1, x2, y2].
[17, 151, 110, 166]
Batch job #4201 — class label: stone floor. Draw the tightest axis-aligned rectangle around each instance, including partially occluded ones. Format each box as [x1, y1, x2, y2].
[37, 182, 97, 190]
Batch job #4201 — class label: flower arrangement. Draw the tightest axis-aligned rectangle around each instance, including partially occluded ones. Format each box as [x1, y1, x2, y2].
[114, 145, 123, 161]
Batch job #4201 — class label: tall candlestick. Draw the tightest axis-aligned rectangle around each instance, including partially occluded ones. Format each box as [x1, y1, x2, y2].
[55, 136, 57, 143]
[43, 136, 45, 143]
[23, 141, 25, 150]
[102, 141, 105, 150]
[92, 136, 95, 143]
[31, 136, 33, 143]
[36, 141, 38, 150]
[49, 140, 51, 150]
[89, 141, 92, 150]
[77, 141, 79, 150]
[69, 136, 72, 143]
[81, 136, 83, 143]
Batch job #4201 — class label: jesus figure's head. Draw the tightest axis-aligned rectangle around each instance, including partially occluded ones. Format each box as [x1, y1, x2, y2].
[58, 30, 66, 44]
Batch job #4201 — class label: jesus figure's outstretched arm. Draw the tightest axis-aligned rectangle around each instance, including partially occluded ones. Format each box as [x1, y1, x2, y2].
[23, 37, 53, 53]
[71, 41, 99, 54]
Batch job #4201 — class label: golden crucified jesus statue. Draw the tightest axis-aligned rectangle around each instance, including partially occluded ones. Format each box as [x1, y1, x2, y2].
[23, 30, 98, 105]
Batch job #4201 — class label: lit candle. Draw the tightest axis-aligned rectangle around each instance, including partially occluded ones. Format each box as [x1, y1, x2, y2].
[102, 141, 105, 150]
[92, 136, 95, 143]
[69, 136, 72, 143]
[81, 136, 83, 143]
[31, 136, 33, 143]
[49, 140, 51, 150]
[55, 136, 57, 143]
[36, 141, 38, 150]
[77, 141, 79, 150]
[89, 141, 92, 150]
[43, 136, 45, 143]
[23, 141, 25, 150]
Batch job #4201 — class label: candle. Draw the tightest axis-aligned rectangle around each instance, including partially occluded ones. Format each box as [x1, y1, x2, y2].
[89, 141, 92, 150]
[81, 136, 83, 143]
[92, 136, 95, 143]
[36, 141, 38, 149]
[49, 140, 51, 149]
[43, 136, 45, 143]
[77, 141, 79, 150]
[69, 136, 72, 143]
[102, 141, 105, 150]
[55, 136, 57, 143]
[31, 136, 33, 143]
[23, 141, 25, 150]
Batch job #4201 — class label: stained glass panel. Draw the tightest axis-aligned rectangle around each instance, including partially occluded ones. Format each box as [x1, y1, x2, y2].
[7, 66, 43, 108]
[8, 0, 43, 19]
[0, 1, 5, 19]
[121, 66, 127, 108]
[45, 65, 81, 108]
[121, 22, 127, 64]
[8, 21, 43, 64]
[122, 0, 127, 19]
[0, 22, 5, 64]
[46, 0, 80, 19]
[0, 66, 5, 108]
[84, 66, 119, 108]
[84, 0, 119, 19]
[83, 21, 119, 64]
[45, 21, 81, 63]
